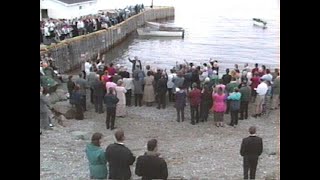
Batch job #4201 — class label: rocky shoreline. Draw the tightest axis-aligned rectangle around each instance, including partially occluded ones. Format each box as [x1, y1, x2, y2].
[40, 83, 280, 180]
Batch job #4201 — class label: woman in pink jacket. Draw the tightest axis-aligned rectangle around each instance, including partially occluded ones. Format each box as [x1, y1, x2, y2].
[212, 86, 227, 127]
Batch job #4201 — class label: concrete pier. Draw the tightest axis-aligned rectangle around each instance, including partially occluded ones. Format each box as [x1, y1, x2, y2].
[40, 7, 175, 73]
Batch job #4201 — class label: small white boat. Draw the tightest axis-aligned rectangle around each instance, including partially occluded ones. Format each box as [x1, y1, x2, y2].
[137, 28, 185, 37]
[253, 18, 267, 29]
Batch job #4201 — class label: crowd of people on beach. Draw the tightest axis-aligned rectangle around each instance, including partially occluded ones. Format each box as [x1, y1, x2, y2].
[58, 56, 280, 127]
[40, 4, 145, 45]
[40, 55, 279, 179]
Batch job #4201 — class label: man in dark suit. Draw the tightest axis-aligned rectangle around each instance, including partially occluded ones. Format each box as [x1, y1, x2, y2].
[135, 139, 168, 180]
[105, 129, 136, 180]
[92, 76, 105, 114]
[240, 126, 263, 180]
[128, 56, 142, 73]
[104, 87, 119, 130]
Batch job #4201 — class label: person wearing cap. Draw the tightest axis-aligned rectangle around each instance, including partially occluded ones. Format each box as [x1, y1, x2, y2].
[240, 126, 263, 180]
[239, 81, 251, 120]
[188, 83, 202, 125]
[227, 87, 241, 127]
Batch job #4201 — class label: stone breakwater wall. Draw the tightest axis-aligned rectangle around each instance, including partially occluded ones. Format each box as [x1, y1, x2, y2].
[40, 7, 175, 73]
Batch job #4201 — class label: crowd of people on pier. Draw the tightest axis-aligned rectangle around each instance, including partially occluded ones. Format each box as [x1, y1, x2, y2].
[40, 4, 145, 45]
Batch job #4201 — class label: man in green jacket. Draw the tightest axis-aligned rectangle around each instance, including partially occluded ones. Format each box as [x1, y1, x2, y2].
[239, 81, 252, 120]
[85, 132, 108, 179]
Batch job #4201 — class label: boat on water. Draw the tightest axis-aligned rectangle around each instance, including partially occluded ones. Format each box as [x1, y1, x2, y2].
[253, 18, 267, 29]
[137, 21, 185, 38]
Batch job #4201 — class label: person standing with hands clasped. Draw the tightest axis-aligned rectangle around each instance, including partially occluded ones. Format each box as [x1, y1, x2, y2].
[240, 126, 263, 180]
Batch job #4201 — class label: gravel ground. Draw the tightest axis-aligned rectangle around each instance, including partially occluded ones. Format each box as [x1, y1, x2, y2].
[40, 89, 280, 180]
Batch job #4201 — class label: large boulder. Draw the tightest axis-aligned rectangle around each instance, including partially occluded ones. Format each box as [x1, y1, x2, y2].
[47, 89, 68, 104]
[52, 101, 72, 115]
[64, 108, 76, 119]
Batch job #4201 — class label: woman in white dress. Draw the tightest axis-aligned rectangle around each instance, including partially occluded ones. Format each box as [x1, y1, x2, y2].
[115, 79, 127, 117]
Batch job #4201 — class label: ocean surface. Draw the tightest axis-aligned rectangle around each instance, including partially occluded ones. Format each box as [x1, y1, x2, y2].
[99, 0, 280, 74]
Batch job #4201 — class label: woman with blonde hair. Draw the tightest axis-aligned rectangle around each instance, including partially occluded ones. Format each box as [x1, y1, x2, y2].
[115, 79, 127, 117]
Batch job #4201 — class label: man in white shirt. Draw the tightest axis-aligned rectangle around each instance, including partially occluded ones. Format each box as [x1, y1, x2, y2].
[84, 60, 92, 79]
[253, 79, 268, 118]
[261, 69, 273, 83]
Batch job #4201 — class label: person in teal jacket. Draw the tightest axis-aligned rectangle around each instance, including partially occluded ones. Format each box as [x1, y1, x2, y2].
[227, 87, 241, 127]
[86, 132, 108, 179]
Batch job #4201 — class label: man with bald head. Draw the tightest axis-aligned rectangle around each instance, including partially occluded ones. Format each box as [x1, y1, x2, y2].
[105, 129, 136, 180]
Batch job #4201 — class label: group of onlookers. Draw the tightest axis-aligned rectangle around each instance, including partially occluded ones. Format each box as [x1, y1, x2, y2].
[40, 4, 145, 44]
[41, 55, 277, 179]
[86, 129, 168, 179]
[86, 126, 263, 180]
[63, 56, 280, 130]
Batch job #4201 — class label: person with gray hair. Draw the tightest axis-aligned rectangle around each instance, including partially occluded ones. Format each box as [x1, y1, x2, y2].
[115, 79, 127, 117]
[240, 126, 263, 180]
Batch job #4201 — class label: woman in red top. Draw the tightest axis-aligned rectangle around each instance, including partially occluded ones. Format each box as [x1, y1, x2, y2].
[250, 72, 261, 103]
